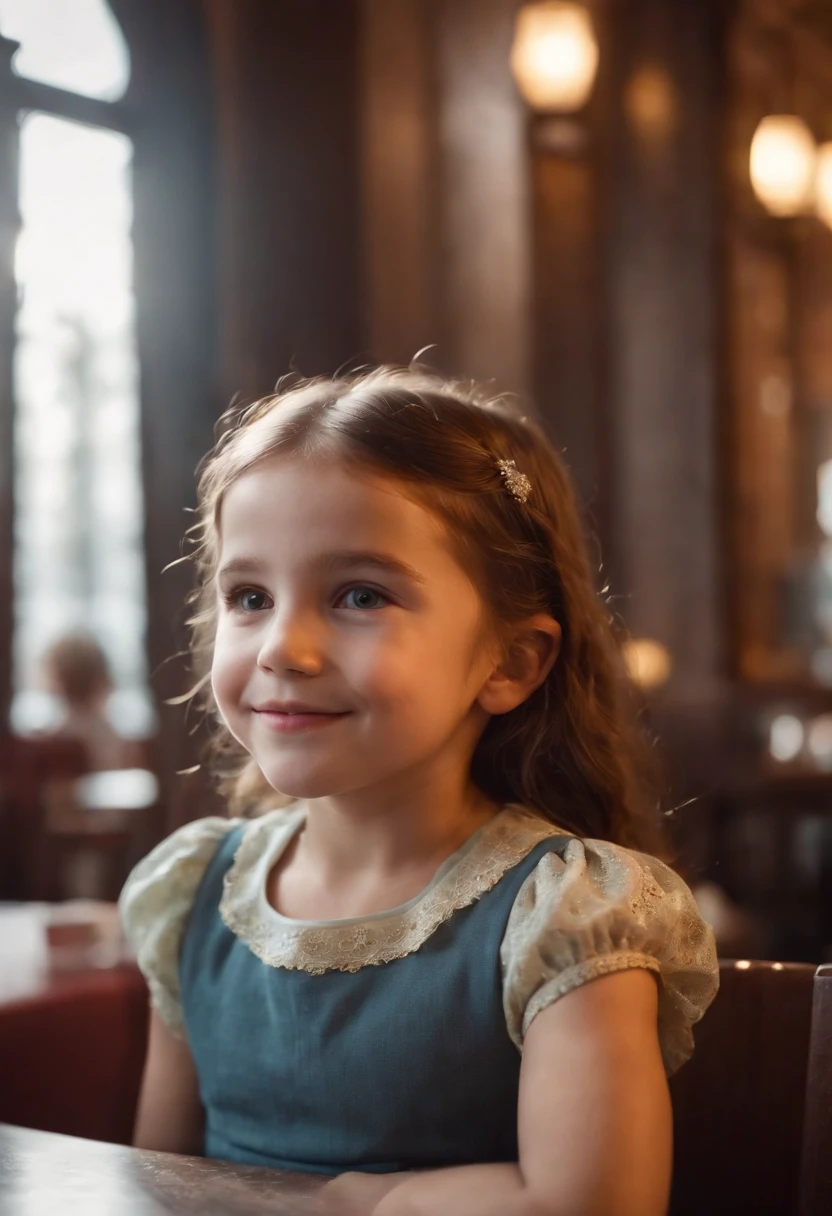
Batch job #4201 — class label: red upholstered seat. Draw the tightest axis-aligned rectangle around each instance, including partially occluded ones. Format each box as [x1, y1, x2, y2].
[0, 964, 149, 1144]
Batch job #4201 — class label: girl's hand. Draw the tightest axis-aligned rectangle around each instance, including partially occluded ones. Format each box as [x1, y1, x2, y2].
[319, 1170, 413, 1216]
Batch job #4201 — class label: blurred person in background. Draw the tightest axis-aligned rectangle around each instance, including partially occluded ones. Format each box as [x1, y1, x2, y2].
[38, 632, 144, 772]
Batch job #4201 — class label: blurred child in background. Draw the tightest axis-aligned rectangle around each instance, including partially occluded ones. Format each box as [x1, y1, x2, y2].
[40, 632, 143, 772]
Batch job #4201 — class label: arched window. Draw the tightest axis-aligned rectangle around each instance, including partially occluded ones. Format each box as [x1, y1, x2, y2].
[0, 0, 130, 100]
[0, 0, 152, 738]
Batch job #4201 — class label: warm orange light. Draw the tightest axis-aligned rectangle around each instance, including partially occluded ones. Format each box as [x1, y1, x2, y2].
[816, 141, 832, 230]
[749, 115, 816, 216]
[510, 3, 599, 113]
[621, 638, 672, 690]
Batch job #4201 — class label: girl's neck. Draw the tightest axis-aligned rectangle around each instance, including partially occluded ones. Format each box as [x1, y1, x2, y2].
[295, 769, 500, 880]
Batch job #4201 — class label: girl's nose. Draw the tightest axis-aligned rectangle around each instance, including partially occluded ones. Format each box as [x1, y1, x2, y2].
[255, 609, 325, 677]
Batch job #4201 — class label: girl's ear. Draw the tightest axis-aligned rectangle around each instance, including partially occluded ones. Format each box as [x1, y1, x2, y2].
[476, 615, 561, 716]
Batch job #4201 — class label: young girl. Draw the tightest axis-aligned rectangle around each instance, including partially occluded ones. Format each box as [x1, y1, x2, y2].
[120, 366, 719, 1216]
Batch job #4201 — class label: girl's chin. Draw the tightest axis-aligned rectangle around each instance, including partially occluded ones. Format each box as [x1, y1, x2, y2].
[256, 764, 353, 802]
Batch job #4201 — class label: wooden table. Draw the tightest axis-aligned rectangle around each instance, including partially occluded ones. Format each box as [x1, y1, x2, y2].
[0, 1124, 332, 1215]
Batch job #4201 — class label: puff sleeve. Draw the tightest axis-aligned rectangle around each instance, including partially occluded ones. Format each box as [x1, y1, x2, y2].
[500, 838, 719, 1075]
[118, 816, 242, 1037]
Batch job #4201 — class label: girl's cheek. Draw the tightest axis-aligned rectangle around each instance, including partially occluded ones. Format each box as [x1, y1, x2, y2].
[211, 641, 246, 712]
[353, 651, 424, 709]
[210, 663, 231, 718]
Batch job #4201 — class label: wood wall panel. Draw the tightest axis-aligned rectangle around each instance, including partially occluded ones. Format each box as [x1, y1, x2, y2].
[359, 0, 437, 365]
[112, 0, 223, 827]
[532, 144, 603, 541]
[727, 226, 795, 680]
[603, 0, 723, 686]
[360, 0, 532, 393]
[206, 0, 364, 401]
[724, 1, 832, 683]
[434, 0, 532, 392]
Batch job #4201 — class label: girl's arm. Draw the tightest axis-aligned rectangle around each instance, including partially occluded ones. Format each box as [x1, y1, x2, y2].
[337, 967, 671, 1216]
[133, 1007, 205, 1155]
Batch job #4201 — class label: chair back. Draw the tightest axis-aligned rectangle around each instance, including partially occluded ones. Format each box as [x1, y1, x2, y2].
[0, 734, 88, 899]
[670, 959, 815, 1216]
[800, 964, 832, 1215]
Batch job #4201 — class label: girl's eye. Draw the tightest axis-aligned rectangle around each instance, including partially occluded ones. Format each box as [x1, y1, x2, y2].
[226, 588, 270, 613]
[338, 586, 388, 611]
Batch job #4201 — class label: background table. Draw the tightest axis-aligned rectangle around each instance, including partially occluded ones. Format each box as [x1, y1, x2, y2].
[0, 1124, 331, 1215]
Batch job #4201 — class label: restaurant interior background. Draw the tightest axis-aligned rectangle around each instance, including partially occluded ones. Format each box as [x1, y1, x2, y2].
[1, 0, 832, 1159]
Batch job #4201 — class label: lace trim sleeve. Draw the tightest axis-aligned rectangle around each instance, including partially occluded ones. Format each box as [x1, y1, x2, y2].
[119, 816, 242, 1036]
[500, 840, 719, 1075]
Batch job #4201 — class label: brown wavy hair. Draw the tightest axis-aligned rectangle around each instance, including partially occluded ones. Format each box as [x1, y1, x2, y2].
[174, 365, 666, 854]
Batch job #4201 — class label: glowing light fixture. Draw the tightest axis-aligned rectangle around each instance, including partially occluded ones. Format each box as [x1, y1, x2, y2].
[816, 141, 832, 230]
[621, 638, 672, 690]
[510, 2, 599, 113]
[749, 114, 816, 216]
[768, 714, 804, 763]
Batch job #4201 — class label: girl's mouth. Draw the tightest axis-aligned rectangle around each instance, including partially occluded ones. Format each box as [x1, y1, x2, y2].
[254, 710, 351, 734]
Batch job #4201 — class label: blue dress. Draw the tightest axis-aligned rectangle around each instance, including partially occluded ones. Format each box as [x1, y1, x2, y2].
[119, 803, 719, 1175]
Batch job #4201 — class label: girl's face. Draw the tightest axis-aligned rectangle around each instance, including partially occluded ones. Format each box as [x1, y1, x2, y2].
[211, 455, 500, 802]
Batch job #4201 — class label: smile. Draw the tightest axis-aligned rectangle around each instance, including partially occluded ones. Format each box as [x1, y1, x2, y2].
[254, 710, 351, 734]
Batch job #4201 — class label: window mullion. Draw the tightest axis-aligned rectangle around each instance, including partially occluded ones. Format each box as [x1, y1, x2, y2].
[9, 76, 131, 135]
[0, 34, 20, 728]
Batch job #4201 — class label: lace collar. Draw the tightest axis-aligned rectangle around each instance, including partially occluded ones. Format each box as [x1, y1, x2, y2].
[219, 803, 566, 974]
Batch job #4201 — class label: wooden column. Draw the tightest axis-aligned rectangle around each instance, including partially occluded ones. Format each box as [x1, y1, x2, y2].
[602, 0, 723, 687]
[531, 129, 602, 521]
[206, 0, 364, 401]
[112, 0, 222, 827]
[359, 0, 437, 366]
[434, 0, 532, 391]
[359, 0, 533, 393]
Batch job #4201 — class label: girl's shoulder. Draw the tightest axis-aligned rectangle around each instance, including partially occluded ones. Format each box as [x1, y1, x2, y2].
[501, 827, 720, 1075]
[118, 805, 300, 1034]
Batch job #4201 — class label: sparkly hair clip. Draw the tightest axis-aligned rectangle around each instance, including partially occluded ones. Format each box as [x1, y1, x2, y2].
[496, 458, 532, 504]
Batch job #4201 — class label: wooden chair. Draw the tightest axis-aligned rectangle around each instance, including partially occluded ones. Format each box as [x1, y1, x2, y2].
[0, 734, 160, 901]
[40, 768, 160, 901]
[0, 734, 89, 899]
[670, 959, 816, 1216]
[800, 965, 832, 1215]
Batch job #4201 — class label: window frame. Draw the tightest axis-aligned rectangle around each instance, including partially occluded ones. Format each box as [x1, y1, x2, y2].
[0, 19, 136, 730]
